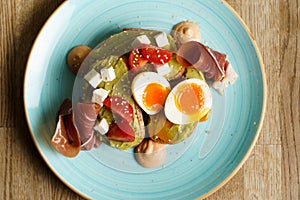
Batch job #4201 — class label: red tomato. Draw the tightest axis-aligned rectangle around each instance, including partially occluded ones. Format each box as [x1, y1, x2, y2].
[128, 48, 148, 71]
[103, 96, 134, 122]
[141, 45, 172, 65]
[107, 119, 135, 142]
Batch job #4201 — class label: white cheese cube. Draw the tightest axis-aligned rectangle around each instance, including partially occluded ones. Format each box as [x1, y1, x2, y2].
[84, 69, 102, 88]
[156, 63, 171, 76]
[101, 66, 116, 82]
[92, 88, 109, 105]
[154, 32, 169, 47]
[131, 35, 151, 48]
[224, 63, 238, 84]
[94, 118, 109, 135]
[212, 81, 226, 95]
[212, 63, 238, 95]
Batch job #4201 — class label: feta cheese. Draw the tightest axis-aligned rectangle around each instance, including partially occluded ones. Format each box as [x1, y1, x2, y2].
[92, 88, 109, 105]
[84, 69, 102, 88]
[94, 118, 109, 135]
[101, 66, 116, 82]
[224, 63, 238, 84]
[154, 32, 169, 47]
[212, 63, 238, 95]
[131, 35, 151, 48]
[212, 81, 226, 95]
[156, 63, 171, 76]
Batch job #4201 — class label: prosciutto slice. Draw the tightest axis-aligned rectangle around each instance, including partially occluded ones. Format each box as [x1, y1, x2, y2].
[51, 99, 81, 158]
[80, 133, 101, 150]
[51, 99, 101, 157]
[73, 102, 101, 149]
[176, 41, 227, 81]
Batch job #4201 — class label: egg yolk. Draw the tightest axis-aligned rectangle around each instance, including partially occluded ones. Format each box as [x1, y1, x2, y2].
[175, 83, 205, 115]
[152, 120, 174, 144]
[143, 83, 170, 111]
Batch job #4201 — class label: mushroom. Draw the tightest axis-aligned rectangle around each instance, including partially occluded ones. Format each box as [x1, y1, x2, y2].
[172, 21, 201, 45]
[67, 45, 92, 74]
[134, 139, 166, 168]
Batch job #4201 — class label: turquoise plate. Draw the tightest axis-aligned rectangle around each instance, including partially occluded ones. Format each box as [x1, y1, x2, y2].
[24, 0, 266, 199]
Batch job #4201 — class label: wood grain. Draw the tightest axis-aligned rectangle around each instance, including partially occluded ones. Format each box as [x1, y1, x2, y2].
[279, 0, 300, 199]
[244, 145, 282, 199]
[0, 0, 299, 199]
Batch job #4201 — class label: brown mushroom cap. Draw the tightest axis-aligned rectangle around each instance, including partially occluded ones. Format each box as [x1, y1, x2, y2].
[134, 139, 166, 168]
[67, 45, 92, 74]
[172, 21, 201, 44]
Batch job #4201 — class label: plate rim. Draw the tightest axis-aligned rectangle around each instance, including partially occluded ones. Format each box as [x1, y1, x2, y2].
[23, 1, 91, 198]
[23, 0, 267, 199]
[199, 1, 267, 198]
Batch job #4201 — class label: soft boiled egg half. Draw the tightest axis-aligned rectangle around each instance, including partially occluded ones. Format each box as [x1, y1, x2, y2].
[132, 72, 170, 115]
[164, 78, 212, 124]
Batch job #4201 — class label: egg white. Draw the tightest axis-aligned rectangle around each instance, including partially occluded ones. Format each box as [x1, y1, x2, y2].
[131, 72, 170, 115]
[164, 78, 212, 124]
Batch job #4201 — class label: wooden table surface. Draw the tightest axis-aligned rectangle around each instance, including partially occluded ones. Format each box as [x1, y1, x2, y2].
[1, 0, 299, 199]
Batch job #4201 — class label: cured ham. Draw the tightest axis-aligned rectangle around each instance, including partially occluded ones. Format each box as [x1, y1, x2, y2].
[51, 99, 101, 156]
[176, 41, 227, 81]
[80, 133, 101, 150]
[51, 99, 81, 158]
[73, 103, 100, 141]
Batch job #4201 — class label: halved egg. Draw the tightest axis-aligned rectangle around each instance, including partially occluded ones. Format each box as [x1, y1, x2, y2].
[164, 78, 212, 124]
[132, 72, 170, 115]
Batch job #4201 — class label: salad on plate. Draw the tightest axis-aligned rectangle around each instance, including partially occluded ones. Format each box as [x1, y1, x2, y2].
[51, 21, 238, 168]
